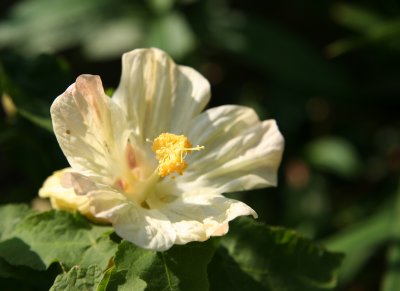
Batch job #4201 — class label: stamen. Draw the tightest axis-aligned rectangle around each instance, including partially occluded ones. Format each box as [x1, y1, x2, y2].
[152, 133, 204, 177]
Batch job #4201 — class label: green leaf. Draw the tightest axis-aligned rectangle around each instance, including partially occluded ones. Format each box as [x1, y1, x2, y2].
[382, 183, 400, 291]
[50, 264, 102, 291]
[327, 3, 400, 57]
[97, 266, 119, 291]
[0, 204, 36, 241]
[104, 240, 216, 290]
[0, 52, 71, 132]
[323, 205, 392, 284]
[305, 137, 360, 178]
[0, 0, 110, 54]
[18, 108, 53, 132]
[203, 9, 351, 96]
[0, 237, 46, 270]
[209, 217, 344, 291]
[332, 3, 383, 33]
[82, 17, 144, 61]
[148, 0, 174, 14]
[146, 12, 195, 60]
[382, 244, 400, 291]
[208, 246, 266, 291]
[0, 206, 56, 286]
[0, 209, 117, 271]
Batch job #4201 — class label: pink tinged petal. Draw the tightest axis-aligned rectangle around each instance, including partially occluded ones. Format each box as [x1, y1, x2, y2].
[60, 171, 116, 200]
[180, 105, 284, 193]
[61, 172, 98, 196]
[50, 75, 130, 182]
[112, 48, 210, 140]
[209, 223, 229, 236]
[125, 141, 137, 170]
[203, 197, 258, 237]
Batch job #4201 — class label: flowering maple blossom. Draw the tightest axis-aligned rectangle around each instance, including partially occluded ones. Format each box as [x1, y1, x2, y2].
[39, 48, 284, 251]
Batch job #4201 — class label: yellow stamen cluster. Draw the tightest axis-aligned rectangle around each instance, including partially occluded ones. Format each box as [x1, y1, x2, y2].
[152, 133, 204, 177]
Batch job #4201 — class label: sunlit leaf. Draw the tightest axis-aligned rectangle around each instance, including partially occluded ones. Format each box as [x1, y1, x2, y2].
[0, 204, 36, 241]
[0, 207, 116, 271]
[50, 265, 102, 291]
[103, 240, 216, 290]
[97, 266, 118, 291]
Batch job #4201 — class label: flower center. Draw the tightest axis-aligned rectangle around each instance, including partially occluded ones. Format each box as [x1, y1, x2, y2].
[115, 133, 203, 208]
[152, 133, 204, 177]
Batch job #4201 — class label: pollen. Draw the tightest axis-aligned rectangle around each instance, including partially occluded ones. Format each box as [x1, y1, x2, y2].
[152, 133, 204, 177]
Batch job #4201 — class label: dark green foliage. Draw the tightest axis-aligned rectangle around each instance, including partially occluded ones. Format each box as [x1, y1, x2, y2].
[0, 205, 343, 290]
[1, 1, 399, 290]
[209, 218, 344, 291]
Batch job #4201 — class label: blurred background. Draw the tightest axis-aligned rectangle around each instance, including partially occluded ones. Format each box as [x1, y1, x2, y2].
[0, 0, 399, 290]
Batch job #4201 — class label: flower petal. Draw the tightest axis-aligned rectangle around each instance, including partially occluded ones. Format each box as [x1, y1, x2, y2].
[159, 187, 257, 244]
[51, 75, 131, 183]
[39, 168, 91, 215]
[112, 48, 210, 140]
[91, 194, 176, 251]
[181, 105, 284, 192]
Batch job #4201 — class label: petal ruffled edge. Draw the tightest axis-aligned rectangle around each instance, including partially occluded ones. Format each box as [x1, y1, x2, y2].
[91, 194, 177, 251]
[180, 105, 284, 193]
[50, 75, 131, 182]
[158, 187, 257, 245]
[112, 48, 211, 140]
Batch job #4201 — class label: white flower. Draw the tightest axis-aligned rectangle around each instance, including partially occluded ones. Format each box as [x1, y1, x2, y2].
[39, 48, 284, 251]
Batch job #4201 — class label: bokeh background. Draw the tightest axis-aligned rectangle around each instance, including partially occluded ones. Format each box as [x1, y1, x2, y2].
[0, 0, 399, 290]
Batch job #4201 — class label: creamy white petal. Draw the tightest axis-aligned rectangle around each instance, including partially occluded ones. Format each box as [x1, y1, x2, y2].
[90, 194, 176, 251]
[180, 105, 284, 192]
[39, 168, 91, 215]
[112, 48, 210, 140]
[159, 187, 257, 244]
[84, 190, 127, 216]
[51, 75, 131, 183]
